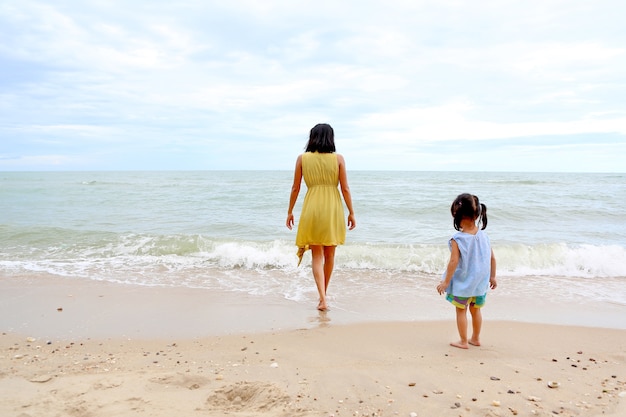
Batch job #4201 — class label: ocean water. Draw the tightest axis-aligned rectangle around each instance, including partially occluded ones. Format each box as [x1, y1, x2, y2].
[1, 170, 625, 319]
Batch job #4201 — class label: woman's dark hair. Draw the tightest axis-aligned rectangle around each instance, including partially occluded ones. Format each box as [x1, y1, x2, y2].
[305, 123, 336, 153]
[451, 193, 488, 231]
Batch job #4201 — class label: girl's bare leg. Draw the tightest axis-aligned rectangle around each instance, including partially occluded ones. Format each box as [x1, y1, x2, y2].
[451, 306, 469, 349]
[310, 245, 327, 310]
[323, 246, 336, 292]
[468, 305, 482, 346]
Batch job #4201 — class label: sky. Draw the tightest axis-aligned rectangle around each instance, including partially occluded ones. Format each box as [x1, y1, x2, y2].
[1, 1, 625, 172]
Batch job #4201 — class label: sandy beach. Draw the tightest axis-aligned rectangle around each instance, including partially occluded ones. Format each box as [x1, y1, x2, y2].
[1, 276, 625, 417]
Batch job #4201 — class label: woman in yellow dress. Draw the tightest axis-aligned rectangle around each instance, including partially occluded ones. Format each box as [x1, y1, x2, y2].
[286, 123, 356, 311]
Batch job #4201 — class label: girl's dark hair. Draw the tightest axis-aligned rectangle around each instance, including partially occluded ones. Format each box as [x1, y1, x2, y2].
[305, 123, 336, 153]
[451, 193, 488, 231]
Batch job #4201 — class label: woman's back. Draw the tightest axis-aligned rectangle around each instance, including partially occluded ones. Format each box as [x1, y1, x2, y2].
[302, 152, 339, 187]
[296, 152, 345, 247]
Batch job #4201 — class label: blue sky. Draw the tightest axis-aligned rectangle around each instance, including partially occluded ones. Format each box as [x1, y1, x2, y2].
[1, 1, 625, 172]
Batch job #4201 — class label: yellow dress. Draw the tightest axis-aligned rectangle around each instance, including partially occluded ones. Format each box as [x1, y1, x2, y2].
[296, 152, 346, 264]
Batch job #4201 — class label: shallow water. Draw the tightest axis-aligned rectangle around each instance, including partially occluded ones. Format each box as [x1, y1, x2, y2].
[1, 171, 625, 311]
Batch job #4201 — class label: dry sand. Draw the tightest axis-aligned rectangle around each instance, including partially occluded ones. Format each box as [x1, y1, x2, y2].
[1, 277, 625, 417]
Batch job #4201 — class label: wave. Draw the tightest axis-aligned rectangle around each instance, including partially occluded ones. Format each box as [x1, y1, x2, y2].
[2, 227, 625, 280]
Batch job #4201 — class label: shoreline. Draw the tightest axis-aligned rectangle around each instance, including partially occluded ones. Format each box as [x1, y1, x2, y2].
[1, 275, 625, 341]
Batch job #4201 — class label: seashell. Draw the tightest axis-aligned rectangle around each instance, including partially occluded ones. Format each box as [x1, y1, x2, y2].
[30, 375, 52, 383]
[26, 337, 36, 343]
[547, 381, 560, 388]
[492, 400, 501, 407]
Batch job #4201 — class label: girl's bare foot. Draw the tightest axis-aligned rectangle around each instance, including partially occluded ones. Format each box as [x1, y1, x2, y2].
[317, 300, 327, 311]
[450, 341, 469, 349]
[469, 339, 481, 346]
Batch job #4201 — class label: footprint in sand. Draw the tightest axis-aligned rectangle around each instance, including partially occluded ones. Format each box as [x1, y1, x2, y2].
[206, 381, 293, 412]
[148, 373, 211, 390]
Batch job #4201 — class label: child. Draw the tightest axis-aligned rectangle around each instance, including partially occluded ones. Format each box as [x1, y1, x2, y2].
[436, 193, 497, 349]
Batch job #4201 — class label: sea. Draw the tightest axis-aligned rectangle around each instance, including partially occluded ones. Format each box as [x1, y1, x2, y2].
[1, 171, 625, 329]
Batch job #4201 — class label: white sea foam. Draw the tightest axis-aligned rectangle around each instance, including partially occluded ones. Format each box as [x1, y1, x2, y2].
[3, 238, 626, 280]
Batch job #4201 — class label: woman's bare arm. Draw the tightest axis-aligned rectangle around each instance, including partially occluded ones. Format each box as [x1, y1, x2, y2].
[286, 155, 303, 229]
[337, 154, 356, 230]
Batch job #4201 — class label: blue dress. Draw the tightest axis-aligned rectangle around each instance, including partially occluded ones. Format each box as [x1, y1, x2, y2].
[443, 230, 492, 297]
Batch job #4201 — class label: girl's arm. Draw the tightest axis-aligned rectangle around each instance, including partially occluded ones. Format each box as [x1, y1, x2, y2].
[286, 155, 303, 230]
[337, 154, 356, 230]
[437, 239, 460, 295]
[489, 249, 497, 289]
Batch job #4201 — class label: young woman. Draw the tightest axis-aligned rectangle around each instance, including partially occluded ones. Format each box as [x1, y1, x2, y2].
[286, 123, 356, 311]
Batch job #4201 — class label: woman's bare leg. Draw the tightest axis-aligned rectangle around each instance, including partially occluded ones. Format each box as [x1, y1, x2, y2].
[468, 305, 482, 346]
[310, 245, 327, 310]
[451, 306, 469, 349]
[323, 246, 336, 292]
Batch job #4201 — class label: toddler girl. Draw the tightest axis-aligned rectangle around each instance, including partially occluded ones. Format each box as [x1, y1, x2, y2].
[436, 193, 497, 349]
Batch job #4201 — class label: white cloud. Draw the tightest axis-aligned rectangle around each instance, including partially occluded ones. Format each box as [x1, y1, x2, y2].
[355, 100, 626, 143]
[0, 0, 625, 171]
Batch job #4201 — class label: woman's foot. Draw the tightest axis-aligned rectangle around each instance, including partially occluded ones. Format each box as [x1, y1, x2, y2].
[450, 341, 469, 349]
[469, 339, 481, 346]
[317, 299, 328, 311]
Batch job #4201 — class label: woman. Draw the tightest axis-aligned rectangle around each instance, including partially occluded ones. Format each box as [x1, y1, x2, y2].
[286, 123, 356, 311]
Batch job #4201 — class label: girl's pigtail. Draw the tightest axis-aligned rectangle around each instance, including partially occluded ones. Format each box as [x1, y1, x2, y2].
[479, 203, 488, 230]
[453, 209, 463, 231]
[451, 199, 463, 231]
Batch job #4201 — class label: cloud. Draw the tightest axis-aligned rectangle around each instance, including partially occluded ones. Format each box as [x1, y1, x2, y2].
[1, 0, 625, 171]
